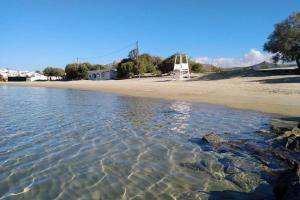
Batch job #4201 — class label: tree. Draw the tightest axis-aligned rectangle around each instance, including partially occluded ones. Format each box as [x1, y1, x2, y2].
[158, 54, 178, 74]
[43, 67, 65, 77]
[65, 64, 80, 80]
[79, 62, 93, 71]
[65, 63, 88, 80]
[65, 62, 113, 80]
[88, 64, 109, 71]
[264, 12, 300, 69]
[117, 59, 137, 78]
[138, 54, 162, 73]
[77, 64, 88, 79]
[0, 74, 5, 82]
[159, 54, 196, 74]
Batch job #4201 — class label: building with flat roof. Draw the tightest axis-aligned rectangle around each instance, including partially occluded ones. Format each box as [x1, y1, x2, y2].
[88, 69, 117, 80]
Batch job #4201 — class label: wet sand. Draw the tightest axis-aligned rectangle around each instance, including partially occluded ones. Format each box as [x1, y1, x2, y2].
[2, 73, 300, 116]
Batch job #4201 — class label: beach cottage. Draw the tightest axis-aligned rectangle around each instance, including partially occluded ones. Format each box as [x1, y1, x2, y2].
[7, 72, 47, 82]
[88, 69, 117, 80]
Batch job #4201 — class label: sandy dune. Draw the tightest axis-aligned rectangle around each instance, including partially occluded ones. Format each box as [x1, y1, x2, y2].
[2, 70, 300, 116]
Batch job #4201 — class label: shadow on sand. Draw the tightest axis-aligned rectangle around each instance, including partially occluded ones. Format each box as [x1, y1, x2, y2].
[192, 68, 300, 84]
[251, 76, 300, 84]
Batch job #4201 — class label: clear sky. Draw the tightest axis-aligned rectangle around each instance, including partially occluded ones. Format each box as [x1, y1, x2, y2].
[1, 0, 299, 70]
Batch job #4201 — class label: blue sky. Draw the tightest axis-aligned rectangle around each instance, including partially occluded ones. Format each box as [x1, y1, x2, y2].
[0, 0, 299, 70]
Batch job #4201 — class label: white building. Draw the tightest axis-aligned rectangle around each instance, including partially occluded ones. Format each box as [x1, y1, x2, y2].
[88, 69, 117, 80]
[0, 68, 47, 82]
[47, 76, 63, 81]
[26, 73, 48, 82]
[0, 69, 8, 79]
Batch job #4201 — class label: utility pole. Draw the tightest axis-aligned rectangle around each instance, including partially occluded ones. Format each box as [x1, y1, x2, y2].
[136, 41, 140, 79]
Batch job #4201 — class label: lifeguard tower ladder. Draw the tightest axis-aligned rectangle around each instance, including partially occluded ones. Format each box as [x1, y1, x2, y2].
[173, 54, 190, 80]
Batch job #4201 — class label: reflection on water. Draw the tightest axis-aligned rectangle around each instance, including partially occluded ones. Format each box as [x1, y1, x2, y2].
[169, 101, 191, 134]
[0, 86, 275, 199]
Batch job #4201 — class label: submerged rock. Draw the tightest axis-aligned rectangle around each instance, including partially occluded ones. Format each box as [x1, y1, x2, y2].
[268, 127, 300, 155]
[271, 119, 299, 133]
[285, 136, 300, 152]
[273, 164, 300, 200]
[226, 172, 262, 192]
[275, 128, 300, 140]
[179, 160, 225, 179]
[256, 129, 271, 134]
[180, 162, 205, 171]
[201, 133, 227, 147]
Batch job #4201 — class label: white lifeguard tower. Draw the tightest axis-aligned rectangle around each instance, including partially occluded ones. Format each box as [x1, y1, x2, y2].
[173, 54, 190, 80]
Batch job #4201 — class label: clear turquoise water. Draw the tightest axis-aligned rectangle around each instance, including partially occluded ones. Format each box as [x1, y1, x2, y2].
[0, 86, 276, 199]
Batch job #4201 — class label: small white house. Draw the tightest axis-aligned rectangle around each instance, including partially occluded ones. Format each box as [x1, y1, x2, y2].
[88, 69, 117, 80]
[26, 73, 48, 82]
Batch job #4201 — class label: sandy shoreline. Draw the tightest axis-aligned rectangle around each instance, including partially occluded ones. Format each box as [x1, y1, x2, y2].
[1, 73, 300, 116]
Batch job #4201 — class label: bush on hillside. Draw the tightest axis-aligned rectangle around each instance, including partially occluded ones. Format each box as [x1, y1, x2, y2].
[211, 66, 223, 73]
[158, 54, 203, 74]
[191, 63, 206, 73]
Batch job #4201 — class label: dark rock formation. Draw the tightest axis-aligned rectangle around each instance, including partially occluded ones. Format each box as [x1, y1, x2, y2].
[285, 136, 300, 152]
[201, 133, 227, 147]
[273, 164, 300, 200]
[270, 119, 298, 134]
[179, 162, 205, 171]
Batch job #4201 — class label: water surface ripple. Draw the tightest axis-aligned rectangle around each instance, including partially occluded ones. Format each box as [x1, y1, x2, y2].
[0, 86, 275, 199]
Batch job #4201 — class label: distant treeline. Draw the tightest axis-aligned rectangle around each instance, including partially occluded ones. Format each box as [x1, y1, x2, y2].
[116, 53, 222, 78]
[41, 53, 222, 80]
[42, 64, 111, 80]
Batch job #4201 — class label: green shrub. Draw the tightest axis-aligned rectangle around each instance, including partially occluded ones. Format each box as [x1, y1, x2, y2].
[0, 74, 6, 82]
[191, 63, 206, 73]
[117, 59, 137, 78]
[65, 62, 114, 80]
[138, 54, 162, 74]
[158, 55, 176, 74]
[158, 54, 196, 74]
[88, 64, 110, 71]
[152, 70, 162, 76]
[65, 63, 88, 80]
[117, 53, 162, 78]
[211, 66, 223, 73]
[43, 67, 65, 77]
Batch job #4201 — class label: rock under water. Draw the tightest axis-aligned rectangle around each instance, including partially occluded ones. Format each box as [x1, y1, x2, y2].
[273, 165, 300, 200]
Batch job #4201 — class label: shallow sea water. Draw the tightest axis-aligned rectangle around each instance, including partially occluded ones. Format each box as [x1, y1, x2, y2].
[0, 86, 277, 199]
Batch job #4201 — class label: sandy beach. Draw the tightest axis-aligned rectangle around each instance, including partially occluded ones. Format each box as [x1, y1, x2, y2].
[2, 71, 300, 116]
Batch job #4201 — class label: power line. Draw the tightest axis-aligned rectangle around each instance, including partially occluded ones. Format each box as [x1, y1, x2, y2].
[77, 42, 137, 62]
